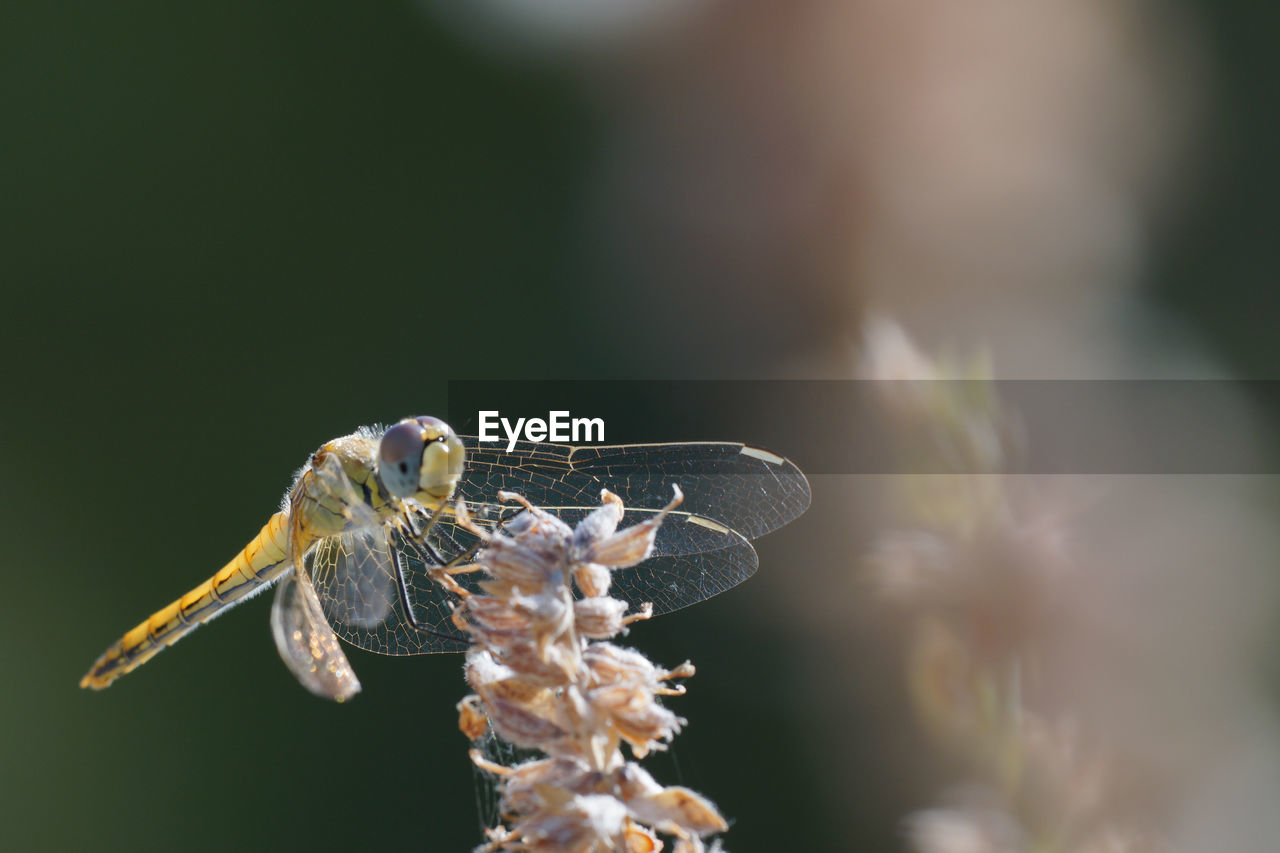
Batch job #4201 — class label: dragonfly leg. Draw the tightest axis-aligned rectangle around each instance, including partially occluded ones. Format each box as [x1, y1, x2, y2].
[389, 544, 468, 642]
[400, 518, 482, 570]
[388, 502, 502, 639]
[400, 502, 488, 568]
[443, 539, 483, 568]
[410, 497, 448, 540]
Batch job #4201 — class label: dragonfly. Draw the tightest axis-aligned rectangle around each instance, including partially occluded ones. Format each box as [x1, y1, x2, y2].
[81, 416, 811, 701]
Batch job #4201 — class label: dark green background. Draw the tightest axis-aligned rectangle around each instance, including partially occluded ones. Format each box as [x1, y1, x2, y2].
[2, 2, 1276, 851]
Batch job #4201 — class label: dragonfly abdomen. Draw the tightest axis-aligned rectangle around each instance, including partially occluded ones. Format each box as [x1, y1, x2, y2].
[80, 511, 293, 690]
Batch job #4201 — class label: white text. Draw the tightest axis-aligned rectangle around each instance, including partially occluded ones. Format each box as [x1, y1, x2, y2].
[477, 410, 605, 452]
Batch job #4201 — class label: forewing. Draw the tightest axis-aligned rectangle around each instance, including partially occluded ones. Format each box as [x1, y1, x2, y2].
[308, 527, 470, 657]
[309, 530, 396, 630]
[459, 439, 810, 543]
[270, 568, 362, 701]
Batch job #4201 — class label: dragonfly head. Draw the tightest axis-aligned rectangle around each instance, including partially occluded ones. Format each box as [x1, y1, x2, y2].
[378, 416, 465, 505]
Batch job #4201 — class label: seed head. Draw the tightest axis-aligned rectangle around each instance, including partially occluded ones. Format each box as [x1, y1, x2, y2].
[448, 487, 728, 852]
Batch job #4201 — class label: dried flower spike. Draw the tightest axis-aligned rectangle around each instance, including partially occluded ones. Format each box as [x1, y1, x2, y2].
[446, 486, 729, 852]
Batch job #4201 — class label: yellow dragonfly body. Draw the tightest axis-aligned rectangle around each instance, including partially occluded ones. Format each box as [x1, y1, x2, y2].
[81, 417, 464, 700]
[81, 416, 810, 701]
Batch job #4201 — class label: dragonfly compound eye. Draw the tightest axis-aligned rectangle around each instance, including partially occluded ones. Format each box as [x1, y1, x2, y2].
[414, 415, 449, 434]
[378, 420, 427, 499]
[418, 421, 465, 502]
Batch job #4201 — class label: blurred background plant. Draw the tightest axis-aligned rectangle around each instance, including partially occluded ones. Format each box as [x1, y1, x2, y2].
[4, 1, 1280, 850]
[863, 321, 1171, 853]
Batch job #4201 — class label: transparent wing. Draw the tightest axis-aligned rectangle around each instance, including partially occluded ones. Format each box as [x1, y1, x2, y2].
[308, 438, 806, 658]
[270, 568, 362, 701]
[310, 528, 397, 630]
[550, 506, 761, 617]
[458, 438, 811, 542]
[308, 526, 470, 657]
[309, 504, 758, 657]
